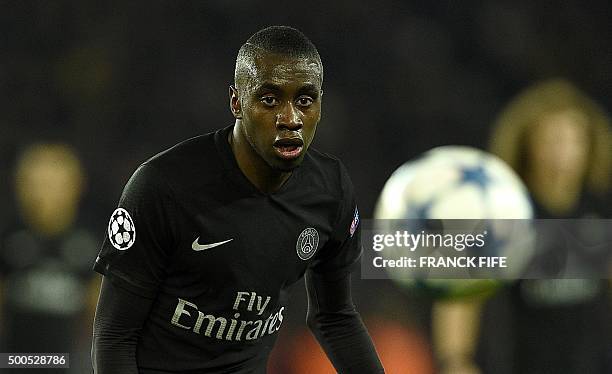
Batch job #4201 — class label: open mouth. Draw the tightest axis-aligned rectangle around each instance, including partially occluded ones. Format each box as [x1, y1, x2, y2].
[273, 137, 304, 160]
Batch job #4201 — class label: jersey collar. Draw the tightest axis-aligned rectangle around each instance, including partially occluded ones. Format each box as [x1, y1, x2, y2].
[213, 124, 301, 197]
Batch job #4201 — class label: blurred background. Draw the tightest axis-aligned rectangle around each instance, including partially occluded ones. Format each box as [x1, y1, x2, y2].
[1, 1, 610, 373]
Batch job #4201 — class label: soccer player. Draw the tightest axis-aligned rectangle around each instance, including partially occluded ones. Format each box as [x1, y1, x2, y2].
[92, 26, 384, 373]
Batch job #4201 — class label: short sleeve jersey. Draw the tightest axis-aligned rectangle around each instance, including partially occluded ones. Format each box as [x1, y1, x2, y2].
[93, 125, 362, 373]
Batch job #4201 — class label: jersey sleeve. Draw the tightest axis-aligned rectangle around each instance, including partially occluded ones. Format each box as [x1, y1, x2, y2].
[309, 162, 362, 280]
[93, 162, 176, 298]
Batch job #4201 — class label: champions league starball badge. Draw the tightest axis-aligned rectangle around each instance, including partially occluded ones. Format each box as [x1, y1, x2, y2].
[108, 208, 136, 250]
[296, 227, 319, 260]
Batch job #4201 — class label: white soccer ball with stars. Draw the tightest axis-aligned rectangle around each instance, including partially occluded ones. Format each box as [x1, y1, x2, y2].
[374, 146, 534, 299]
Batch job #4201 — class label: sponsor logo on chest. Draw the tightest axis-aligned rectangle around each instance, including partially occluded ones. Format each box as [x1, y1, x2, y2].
[170, 291, 284, 342]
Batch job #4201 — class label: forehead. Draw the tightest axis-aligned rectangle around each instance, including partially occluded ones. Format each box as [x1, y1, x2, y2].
[537, 110, 589, 134]
[247, 53, 321, 90]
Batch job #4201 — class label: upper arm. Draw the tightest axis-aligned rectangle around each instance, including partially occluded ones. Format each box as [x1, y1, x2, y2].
[93, 162, 176, 298]
[309, 162, 362, 280]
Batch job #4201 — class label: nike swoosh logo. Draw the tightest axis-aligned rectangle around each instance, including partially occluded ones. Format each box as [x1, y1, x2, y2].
[192, 237, 233, 251]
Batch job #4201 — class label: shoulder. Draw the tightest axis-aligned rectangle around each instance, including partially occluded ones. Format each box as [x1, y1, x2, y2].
[303, 148, 354, 198]
[532, 191, 611, 218]
[147, 132, 220, 176]
[578, 191, 611, 218]
[129, 131, 223, 193]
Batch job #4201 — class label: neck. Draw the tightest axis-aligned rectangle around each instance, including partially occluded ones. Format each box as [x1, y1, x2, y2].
[525, 167, 583, 216]
[230, 122, 291, 193]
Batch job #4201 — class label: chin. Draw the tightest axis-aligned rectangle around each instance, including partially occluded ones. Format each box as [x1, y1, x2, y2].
[268, 157, 304, 172]
[272, 162, 301, 173]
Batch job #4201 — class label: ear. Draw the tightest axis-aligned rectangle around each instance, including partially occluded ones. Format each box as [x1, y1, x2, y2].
[229, 85, 242, 119]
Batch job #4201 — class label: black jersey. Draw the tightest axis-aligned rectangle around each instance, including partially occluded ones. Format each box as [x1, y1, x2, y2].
[93, 125, 362, 373]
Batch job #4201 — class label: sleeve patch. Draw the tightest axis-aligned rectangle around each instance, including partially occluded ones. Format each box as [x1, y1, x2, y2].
[349, 207, 359, 237]
[108, 208, 136, 250]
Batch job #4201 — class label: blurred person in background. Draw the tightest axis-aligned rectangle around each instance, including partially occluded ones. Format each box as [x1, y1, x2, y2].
[0, 143, 100, 373]
[436, 79, 611, 374]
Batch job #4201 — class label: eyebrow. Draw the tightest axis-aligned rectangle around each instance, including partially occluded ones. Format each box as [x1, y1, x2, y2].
[254, 82, 282, 94]
[297, 84, 320, 97]
[254, 82, 320, 98]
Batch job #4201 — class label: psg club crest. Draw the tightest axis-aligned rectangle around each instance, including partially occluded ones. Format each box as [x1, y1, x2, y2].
[296, 227, 319, 260]
[108, 208, 136, 250]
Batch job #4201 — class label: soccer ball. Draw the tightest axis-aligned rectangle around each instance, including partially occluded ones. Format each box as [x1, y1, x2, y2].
[374, 146, 533, 299]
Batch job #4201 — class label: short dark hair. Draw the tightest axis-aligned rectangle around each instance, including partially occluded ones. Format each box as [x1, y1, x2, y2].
[234, 26, 323, 89]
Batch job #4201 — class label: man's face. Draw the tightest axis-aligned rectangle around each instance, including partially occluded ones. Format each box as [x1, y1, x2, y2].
[232, 53, 322, 171]
[528, 109, 589, 177]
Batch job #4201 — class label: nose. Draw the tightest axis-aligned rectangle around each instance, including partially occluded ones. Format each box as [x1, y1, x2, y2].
[276, 101, 302, 130]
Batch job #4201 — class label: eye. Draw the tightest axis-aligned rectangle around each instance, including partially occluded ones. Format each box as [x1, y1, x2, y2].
[260, 96, 278, 107]
[296, 96, 314, 107]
